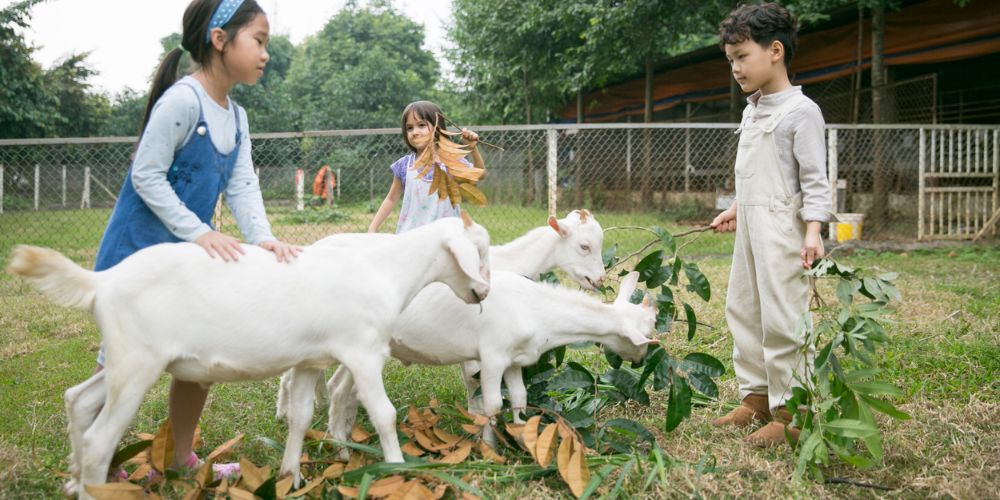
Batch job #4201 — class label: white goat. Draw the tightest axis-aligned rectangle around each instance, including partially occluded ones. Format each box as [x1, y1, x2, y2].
[6, 215, 491, 497]
[275, 210, 607, 419]
[313, 271, 656, 458]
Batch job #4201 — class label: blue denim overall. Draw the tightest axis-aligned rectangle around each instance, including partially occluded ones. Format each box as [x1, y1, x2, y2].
[94, 83, 241, 271]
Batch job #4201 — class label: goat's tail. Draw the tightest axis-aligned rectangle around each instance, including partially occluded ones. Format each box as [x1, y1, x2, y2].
[7, 245, 98, 310]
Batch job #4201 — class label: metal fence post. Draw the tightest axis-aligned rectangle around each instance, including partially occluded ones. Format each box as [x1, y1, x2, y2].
[61, 165, 67, 207]
[827, 129, 838, 238]
[295, 168, 304, 211]
[918, 128, 926, 240]
[336, 167, 342, 200]
[0, 164, 4, 214]
[34, 164, 40, 211]
[547, 128, 558, 218]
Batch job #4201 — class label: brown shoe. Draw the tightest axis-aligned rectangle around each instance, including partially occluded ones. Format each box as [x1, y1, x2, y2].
[712, 394, 771, 428]
[745, 408, 800, 447]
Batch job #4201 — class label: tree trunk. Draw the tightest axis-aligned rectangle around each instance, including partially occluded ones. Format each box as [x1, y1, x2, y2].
[642, 50, 654, 206]
[870, 4, 889, 224]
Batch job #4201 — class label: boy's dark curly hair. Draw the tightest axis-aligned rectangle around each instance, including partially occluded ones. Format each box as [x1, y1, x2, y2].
[719, 2, 798, 67]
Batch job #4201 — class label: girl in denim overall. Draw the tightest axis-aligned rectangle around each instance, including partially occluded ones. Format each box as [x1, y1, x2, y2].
[93, 0, 298, 477]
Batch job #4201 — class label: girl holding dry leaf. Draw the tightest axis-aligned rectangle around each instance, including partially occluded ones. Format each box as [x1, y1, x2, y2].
[368, 101, 486, 233]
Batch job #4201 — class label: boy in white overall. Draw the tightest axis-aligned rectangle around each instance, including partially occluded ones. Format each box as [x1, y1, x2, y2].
[710, 3, 834, 447]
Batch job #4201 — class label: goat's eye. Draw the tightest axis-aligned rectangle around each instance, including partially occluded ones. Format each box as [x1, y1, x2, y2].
[580, 245, 590, 252]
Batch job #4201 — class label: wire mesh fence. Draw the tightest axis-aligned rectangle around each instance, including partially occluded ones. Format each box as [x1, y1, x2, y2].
[1, 123, 998, 260]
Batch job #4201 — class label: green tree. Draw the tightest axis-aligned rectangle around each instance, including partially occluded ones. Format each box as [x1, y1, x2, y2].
[45, 52, 111, 137]
[283, 1, 438, 130]
[0, 0, 60, 138]
[102, 87, 147, 137]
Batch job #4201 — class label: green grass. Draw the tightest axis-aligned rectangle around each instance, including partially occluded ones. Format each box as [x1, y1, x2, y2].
[1, 208, 997, 498]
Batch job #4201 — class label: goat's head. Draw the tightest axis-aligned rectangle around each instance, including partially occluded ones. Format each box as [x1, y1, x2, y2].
[606, 271, 657, 363]
[547, 209, 606, 290]
[437, 211, 491, 304]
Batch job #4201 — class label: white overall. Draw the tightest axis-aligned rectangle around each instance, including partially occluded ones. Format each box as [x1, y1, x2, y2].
[726, 94, 814, 412]
[396, 164, 460, 234]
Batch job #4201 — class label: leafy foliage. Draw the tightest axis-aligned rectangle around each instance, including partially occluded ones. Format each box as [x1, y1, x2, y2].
[789, 258, 908, 480]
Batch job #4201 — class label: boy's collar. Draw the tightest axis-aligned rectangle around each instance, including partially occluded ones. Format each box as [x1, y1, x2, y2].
[748, 85, 803, 107]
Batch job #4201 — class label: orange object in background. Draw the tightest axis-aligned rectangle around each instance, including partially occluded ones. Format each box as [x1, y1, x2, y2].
[312, 165, 336, 199]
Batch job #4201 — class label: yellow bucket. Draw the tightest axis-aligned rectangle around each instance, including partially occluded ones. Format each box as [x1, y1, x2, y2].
[835, 213, 864, 242]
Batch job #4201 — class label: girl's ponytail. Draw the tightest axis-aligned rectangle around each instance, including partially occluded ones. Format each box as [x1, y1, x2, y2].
[138, 48, 185, 137]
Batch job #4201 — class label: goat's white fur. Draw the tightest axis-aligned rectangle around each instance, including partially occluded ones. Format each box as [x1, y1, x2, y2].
[275, 210, 607, 421]
[6, 216, 491, 498]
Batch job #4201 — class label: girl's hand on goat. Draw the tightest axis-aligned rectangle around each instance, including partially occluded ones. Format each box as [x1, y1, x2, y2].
[196, 231, 245, 262]
[260, 240, 302, 263]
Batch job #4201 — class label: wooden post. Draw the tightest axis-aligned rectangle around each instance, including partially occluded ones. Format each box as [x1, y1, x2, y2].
[828, 129, 839, 239]
[61, 165, 67, 207]
[547, 128, 558, 218]
[326, 168, 335, 208]
[294, 168, 304, 211]
[81, 166, 91, 209]
[34, 164, 40, 211]
[918, 128, 925, 240]
[336, 167, 342, 200]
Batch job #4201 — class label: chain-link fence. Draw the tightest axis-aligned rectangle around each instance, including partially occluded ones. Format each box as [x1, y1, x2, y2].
[1, 123, 998, 259]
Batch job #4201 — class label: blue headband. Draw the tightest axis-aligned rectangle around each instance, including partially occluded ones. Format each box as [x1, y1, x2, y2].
[205, 0, 246, 43]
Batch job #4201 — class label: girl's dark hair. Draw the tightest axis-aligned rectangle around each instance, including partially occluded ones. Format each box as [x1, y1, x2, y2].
[139, 0, 265, 136]
[719, 2, 798, 67]
[401, 101, 448, 152]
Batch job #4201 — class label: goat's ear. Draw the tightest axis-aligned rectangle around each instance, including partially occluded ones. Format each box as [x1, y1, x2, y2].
[615, 271, 640, 304]
[460, 210, 474, 229]
[548, 216, 568, 237]
[447, 237, 487, 286]
[577, 209, 590, 223]
[623, 330, 658, 347]
[641, 293, 657, 315]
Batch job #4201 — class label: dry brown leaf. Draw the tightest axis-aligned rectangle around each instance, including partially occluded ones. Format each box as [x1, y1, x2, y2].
[407, 406, 428, 429]
[181, 487, 201, 500]
[206, 432, 244, 463]
[192, 425, 204, 450]
[125, 449, 149, 466]
[413, 429, 452, 452]
[432, 483, 449, 499]
[478, 441, 506, 464]
[194, 460, 214, 488]
[458, 183, 487, 206]
[238, 457, 268, 491]
[454, 405, 475, 420]
[461, 493, 481, 500]
[135, 432, 156, 441]
[460, 424, 481, 435]
[227, 486, 258, 500]
[305, 428, 329, 441]
[275, 475, 294, 499]
[148, 493, 163, 500]
[84, 482, 145, 500]
[150, 420, 174, 473]
[557, 434, 573, 486]
[504, 423, 525, 441]
[557, 420, 575, 440]
[337, 485, 360, 499]
[367, 475, 407, 496]
[427, 165, 444, 200]
[346, 451, 367, 472]
[437, 440, 473, 465]
[289, 476, 326, 498]
[566, 440, 590, 498]
[351, 424, 372, 443]
[323, 462, 345, 479]
[535, 424, 558, 468]
[127, 463, 152, 482]
[523, 416, 541, 461]
[428, 398, 439, 408]
[402, 441, 426, 457]
[432, 427, 462, 447]
[386, 479, 436, 500]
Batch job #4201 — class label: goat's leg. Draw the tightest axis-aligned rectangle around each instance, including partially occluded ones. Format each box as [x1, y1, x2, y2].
[279, 367, 322, 488]
[78, 365, 160, 500]
[503, 366, 527, 424]
[326, 366, 359, 461]
[275, 370, 292, 419]
[478, 360, 507, 448]
[460, 360, 484, 414]
[63, 372, 106, 496]
[342, 356, 403, 463]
